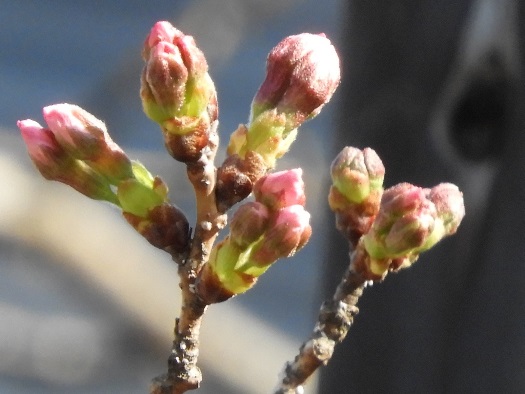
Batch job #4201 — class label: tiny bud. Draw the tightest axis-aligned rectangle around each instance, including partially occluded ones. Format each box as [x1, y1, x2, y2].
[215, 151, 267, 212]
[230, 202, 270, 248]
[42, 104, 133, 182]
[253, 168, 306, 210]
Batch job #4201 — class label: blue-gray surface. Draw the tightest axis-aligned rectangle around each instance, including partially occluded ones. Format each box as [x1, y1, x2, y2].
[0, 1, 342, 393]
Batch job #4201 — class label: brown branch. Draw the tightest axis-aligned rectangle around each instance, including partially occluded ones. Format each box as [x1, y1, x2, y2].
[273, 247, 368, 393]
[151, 121, 227, 393]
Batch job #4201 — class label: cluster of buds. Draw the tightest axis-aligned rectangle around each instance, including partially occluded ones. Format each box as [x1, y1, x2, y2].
[216, 33, 341, 211]
[141, 21, 218, 163]
[18, 104, 189, 256]
[197, 169, 311, 303]
[328, 148, 465, 280]
[357, 182, 465, 279]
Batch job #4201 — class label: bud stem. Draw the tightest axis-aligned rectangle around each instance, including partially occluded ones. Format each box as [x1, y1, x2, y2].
[151, 121, 226, 394]
[274, 251, 367, 393]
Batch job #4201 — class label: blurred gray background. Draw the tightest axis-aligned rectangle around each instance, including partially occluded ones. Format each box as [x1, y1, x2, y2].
[2, 1, 525, 393]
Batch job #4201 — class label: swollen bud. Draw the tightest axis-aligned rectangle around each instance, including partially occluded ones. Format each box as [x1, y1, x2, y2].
[17, 119, 118, 204]
[42, 104, 133, 182]
[359, 182, 465, 278]
[225, 32, 340, 174]
[229, 202, 270, 248]
[328, 147, 385, 244]
[253, 168, 306, 210]
[251, 33, 340, 123]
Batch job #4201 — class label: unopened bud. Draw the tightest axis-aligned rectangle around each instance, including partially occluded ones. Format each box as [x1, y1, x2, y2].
[253, 168, 306, 210]
[427, 183, 465, 235]
[17, 119, 118, 203]
[330, 147, 384, 204]
[247, 205, 312, 269]
[251, 33, 340, 123]
[361, 182, 465, 277]
[141, 21, 217, 136]
[42, 104, 132, 182]
[230, 202, 270, 248]
[328, 147, 384, 244]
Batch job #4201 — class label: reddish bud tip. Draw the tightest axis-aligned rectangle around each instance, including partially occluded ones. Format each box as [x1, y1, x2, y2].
[253, 168, 306, 210]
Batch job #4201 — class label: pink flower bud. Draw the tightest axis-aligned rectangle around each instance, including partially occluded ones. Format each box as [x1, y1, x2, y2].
[141, 21, 216, 133]
[253, 168, 306, 210]
[230, 202, 270, 248]
[250, 205, 312, 266]
[17, 119, 118, 203]
[42, 104, 132, 182]
[363, 182, 465, 273]
[18, 119, 69, 178]
[427, 183, 465, 235]
[251, 33, 340, 124]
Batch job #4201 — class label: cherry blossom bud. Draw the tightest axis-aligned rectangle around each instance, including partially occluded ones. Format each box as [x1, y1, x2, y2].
[427, 183, 465, 235]
[18, 119, 118, 203]
[42, 104, 133, 182]
[227, 32, 340, 170]
[251, 33, 340, 123]
[328, 147, 384, 244]
[197, 204, 312, 303]
[229, 202, 270, 248]
[361, 182, 465, 278]
[253, 168, 306, 210]
[247, 205, 312, 269]
[363, 183, 434, 260]
[141, 21, 217, 136]
[330, 147, 384, 204]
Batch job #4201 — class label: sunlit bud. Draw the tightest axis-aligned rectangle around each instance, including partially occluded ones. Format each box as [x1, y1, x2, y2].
[362, 182, 465, 278]
[253, 168, 306, 210]
[141, 21, 216, 135]
[42, 104, 133, 182]
[330, 147, 384, 204]
[229, 202, 270, 248]
[251, 33, 340, 124]
[427, 183, 465, 235]
[18, 119, 118, 203]
[247, 205, 312, 269]
[363, 184, 433, 259]
[197, 204, 311, 303]
[328, 147, 384, 245]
